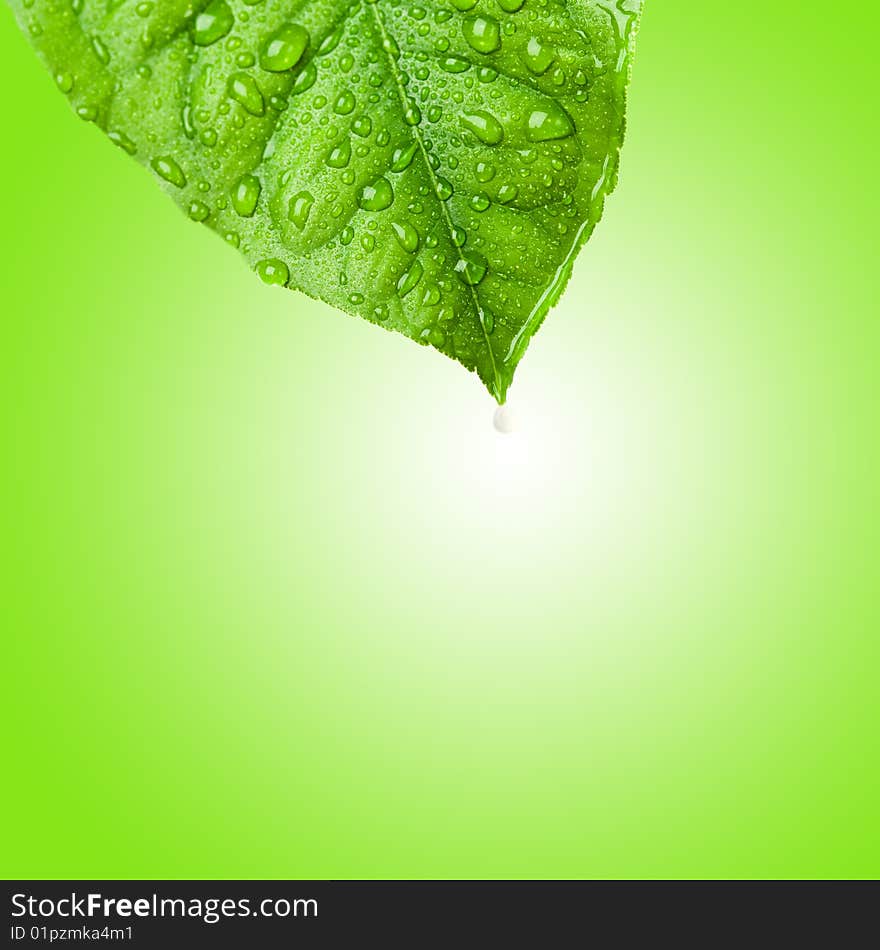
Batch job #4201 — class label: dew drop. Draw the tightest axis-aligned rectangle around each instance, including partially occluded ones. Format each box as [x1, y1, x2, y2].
[435, 177, 454, 201]
[396, 260, 424, 297]
[404, 102, 422, 126]
[292, 61, 317, 94]
[454, 250, 488, 286]
[352, 115, 372, 137]
[461, 111, 504, 146]
[475, 161, 496, 182]
[318, 26, 344, 56]
[151, 155, 186, 188]
[259, 23, 309, 72]
[188, 200, 210, 222]
[288, 190, 315, 229]
[325, 137, 352, 168]
[522, 36, 555, 75]
[334, 90, 356, 115]
[420, 326, 447, 347]
[496, 183, 519, 203]
[358, 177, 394, 212]
[463, 15, 501, 54]
[256, 259, 290, 286]
[107, 129, 137, 154]
[391, 220, 420, 253]
[470, 192, 491, 212]
[439, 56, 470, 73]
[227, 72, 265, 116]
[391, 142, 418, 171]
[526, 102, 575, 141]
[55, 71, 74, 93]
[91, 35, 111, 65]
[192, 0, 234, 47]
[232, 174, 261, 216]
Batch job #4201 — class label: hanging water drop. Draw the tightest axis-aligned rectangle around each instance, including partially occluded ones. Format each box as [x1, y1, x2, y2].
[493, 404, 516, 434]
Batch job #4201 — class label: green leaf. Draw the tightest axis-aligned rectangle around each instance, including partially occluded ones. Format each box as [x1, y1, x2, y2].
[10, 0, 643, 402]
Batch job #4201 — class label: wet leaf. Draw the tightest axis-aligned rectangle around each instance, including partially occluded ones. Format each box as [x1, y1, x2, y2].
[10, 0, 643, 401]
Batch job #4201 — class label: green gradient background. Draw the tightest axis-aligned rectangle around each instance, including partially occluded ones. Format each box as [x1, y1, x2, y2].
[2, 4, 878, 879]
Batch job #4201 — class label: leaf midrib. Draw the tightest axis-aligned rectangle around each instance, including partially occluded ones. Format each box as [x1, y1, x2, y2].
[367, 0, 503, 400]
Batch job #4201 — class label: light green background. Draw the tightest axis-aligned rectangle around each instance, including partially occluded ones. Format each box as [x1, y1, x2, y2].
[2, 4, 877, 879]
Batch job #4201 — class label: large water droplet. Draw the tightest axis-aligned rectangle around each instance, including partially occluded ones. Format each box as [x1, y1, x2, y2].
[151, 155, 186, 188]
[334, 90, 356, 115]
[461, 111, 504, 146]
[421, 327, 447, 348]
[396, 260, 424, 297]
[391, 142, 418, 172]
[475, 161, 496, 182]
[232, 174, 260, 216]
[358, 177, 394, 212]
[352, 115, 372, 137]
[256, 259, 290, 286]
[439, 56, 470, 73]
[470, 192, 491, 212]
[463, 14, 501, 54]
[288, 190, 315, 229]
[325, 137, 352, 168]
[108, 130, 137, 154]
[227, 72, 265, 116]
[188, 200, 210, 222]
[192, 0, 234, 47]
[91, 35, 111, 65]
[496, 183, 519, 203]
[318, 26, 344, 56]
[526, 102, 575, 141]
[404, 102, 422, 126]
[455, 251, 488, 286]
[391, 220, 420, 253]
[259, 24, 309, 72]
[435, 177, 454, 201]
[292, 61, 317, 94]
[55, 71, 75, 93]
[522, 36, 555, 75]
